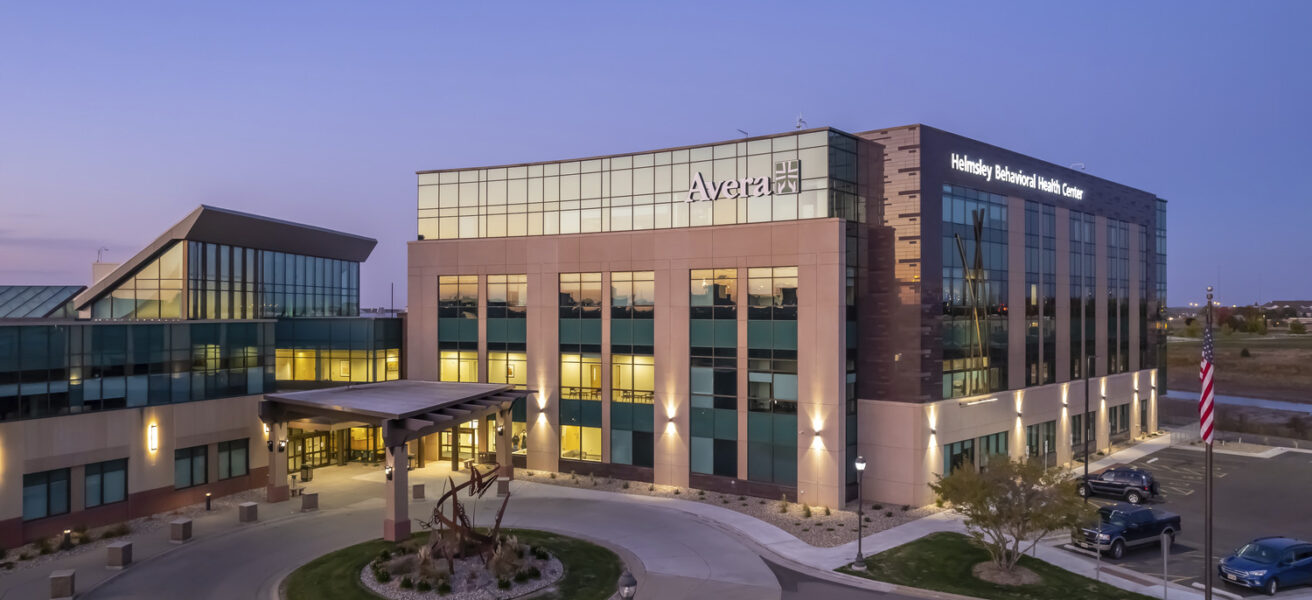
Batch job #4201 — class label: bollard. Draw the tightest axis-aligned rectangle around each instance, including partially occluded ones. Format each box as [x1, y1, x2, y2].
[106, 541, 133, 569]
[238, 502, 258, 523]
[412, 483, 425, 500]
[170, 518, 193, 544]
[301, 492, 319, 512]
[50, 569, 75, 600]
[205, 492, 212, 511]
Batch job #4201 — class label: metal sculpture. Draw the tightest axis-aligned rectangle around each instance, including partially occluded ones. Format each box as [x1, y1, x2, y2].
[416, 464, 511, 574]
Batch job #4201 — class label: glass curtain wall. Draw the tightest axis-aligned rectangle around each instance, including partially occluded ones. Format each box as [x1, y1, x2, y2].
[690, 269, 738, 478]
[1070, 211, 1096, 379]
[91, 241, 185, 320]
[487, 274, 529, 454]
[438, 275, 478, 382]
[1024, 202, 1057, 386]
[1026, 420, 1057, 468]
[0, 322, 273, 421]
[273, 318, 401, 383]
[417, 130, 865, 241]
[942, 185, 1009, 398]
[175, 243, 358, 320]
[1107, 220, 1130, 374]
[610, 271, 654, 467]
[1154, 200, 1168, 385]
[559, 273, 602, 462]
[746, 267, 798, 486]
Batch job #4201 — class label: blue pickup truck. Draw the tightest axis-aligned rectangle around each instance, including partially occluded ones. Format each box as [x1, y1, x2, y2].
[1072, 503, 1181, 559]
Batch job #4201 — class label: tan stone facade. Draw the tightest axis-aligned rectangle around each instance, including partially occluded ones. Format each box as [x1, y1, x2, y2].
[0, 395, 269, 548]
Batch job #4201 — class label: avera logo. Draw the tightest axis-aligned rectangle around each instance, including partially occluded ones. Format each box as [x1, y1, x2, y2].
[773, 160, 800, 194]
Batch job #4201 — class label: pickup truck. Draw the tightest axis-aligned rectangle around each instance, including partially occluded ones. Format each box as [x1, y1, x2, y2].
[1076, 466, 1160, 504]
[1071, 503, 1181, 559]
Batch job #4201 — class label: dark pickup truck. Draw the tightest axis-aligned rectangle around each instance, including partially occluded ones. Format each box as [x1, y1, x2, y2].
[1072, 503, 1181, 559]
[1076, 466, 1160, 504]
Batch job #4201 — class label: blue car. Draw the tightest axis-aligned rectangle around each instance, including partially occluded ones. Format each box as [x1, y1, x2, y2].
[1218, 537, 1312, 595]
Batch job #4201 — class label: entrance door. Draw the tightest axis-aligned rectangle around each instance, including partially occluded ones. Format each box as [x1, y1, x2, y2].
[439, 420, 480, 463]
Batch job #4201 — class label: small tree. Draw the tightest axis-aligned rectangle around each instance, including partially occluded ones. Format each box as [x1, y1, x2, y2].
[1292, 320, 1307, 335]
[930, 456, 1093, 574]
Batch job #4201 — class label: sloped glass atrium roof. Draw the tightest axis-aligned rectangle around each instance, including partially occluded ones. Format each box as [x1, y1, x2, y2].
[0, 285, 85, 318]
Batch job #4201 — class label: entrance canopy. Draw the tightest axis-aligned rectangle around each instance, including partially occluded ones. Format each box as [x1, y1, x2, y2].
[260, 380, 529, 447]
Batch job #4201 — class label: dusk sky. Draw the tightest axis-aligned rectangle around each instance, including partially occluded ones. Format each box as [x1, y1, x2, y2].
[2, 2, 1308, 309]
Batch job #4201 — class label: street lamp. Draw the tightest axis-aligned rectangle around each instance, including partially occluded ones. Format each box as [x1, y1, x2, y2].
[617, 569, 637, 599]
[853, 456, 868, 570]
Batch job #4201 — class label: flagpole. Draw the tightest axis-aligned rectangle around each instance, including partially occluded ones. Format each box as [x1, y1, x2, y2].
[1204, 286, 1214, 600]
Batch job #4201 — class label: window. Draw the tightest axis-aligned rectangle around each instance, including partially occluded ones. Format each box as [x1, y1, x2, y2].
[977, 431, 1008, 469]
[174, 445, 208, 489]
[439, 350, 478, 382]
[746, 267, 798, 485]
[218, 439, 249, 480]
[438, 275, 478, 373]
[943, 439, 975, 474]
[942, 185, 1009, 398]
[85, 458, 127, 508]
[690, 268, 739, 477]
[22, 468, 69, 520]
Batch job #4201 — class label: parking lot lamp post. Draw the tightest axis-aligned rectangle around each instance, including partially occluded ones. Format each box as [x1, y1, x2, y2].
[853, 456, 867, 569]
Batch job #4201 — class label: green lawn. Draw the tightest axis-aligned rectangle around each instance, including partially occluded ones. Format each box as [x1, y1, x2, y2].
[284, 528, 621, 600]
[836, 531, 1154, 600]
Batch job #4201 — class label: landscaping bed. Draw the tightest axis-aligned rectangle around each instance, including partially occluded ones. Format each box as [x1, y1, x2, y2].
[836, 531, 1154, 600]
[517, 469, 940, 547]
[285, 528, 620, 600]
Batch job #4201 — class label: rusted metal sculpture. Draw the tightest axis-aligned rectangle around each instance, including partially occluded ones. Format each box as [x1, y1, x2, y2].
[417, 464, 511, 574]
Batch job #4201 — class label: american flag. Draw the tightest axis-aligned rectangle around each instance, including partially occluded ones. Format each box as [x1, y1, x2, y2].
[1199, 316, 1216, 444]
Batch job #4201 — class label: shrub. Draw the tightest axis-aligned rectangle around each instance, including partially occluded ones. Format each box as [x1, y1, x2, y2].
[528, 565, 542, 579]
[37, 538, 54, 555]
[416, 580, 433, 592]
[375, 568, 392, 583]
[901, 505, 910, 512]
[569, 470, 577, 481]
[19, 552, 32, 561]
[532, 546, 549, 561]
[514, 571, 528, 582]
[1291, 320, 1307, 334]
[102, 523, 131, 539]
[872, 503, 883, 510]
[72, 524, 87, 535]
[802, 505, 812, 518]
[673, 489, 680, 495]
[438, 581, 452, 594]
[622, 481, 629, 489]
[721, 498, 729, 504]
[400, 576, 414, 589]
[738, 495, 745, 501]
[885, 511, 893, 517]
[824, 506, 831, 516]
[648, 484, 655, 491]
[497, 578, 511, 589]
[864, 516, 871, 522]
[1240, 347, 1252, 358]
[697, 489, 705, 496]
[549, 472, 556, 479]
[378, 549, 392, 561]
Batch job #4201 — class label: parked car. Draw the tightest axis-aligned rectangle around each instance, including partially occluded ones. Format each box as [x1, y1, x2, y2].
[1076, 466, 1159, 504]
[1071, 503, 1180, 559]
[1218, 537, 1312, 595]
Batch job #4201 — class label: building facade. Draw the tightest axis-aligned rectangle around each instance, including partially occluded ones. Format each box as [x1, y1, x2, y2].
[0, 206, 399, 548]
[408, 124, 1166, 509]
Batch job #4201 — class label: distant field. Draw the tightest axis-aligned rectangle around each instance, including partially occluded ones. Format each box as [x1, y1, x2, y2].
[1166, 334, 1312, 403]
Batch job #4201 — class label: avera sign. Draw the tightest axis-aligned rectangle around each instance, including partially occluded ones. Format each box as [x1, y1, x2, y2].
[687, 160, 801, 202]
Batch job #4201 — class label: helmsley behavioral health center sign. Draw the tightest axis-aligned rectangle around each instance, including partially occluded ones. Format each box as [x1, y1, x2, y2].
[950, 153, 1086, 200]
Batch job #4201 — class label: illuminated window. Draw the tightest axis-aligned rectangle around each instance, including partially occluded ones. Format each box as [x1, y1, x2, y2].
[440, 350, 478, 383]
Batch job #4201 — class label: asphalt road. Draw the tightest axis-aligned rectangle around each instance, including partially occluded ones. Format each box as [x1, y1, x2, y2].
[1077, 447, 1312, 597]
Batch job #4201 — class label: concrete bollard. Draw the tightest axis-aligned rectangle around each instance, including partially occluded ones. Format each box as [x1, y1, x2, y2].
[170, 518, 192, 544]
[106, 541, 133, 569]
[412, 483, 425, 500]
[301, 492, 319, 512]
[238, 501, 258, 523]
[49, 569, 75, 600]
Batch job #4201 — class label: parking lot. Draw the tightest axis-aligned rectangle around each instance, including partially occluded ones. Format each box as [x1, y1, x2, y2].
[1076, 447, 1312, 597]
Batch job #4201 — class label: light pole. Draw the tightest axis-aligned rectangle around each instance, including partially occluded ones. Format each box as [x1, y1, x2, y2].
[853, 456, 868, 570]
[617, 570, 637, 599]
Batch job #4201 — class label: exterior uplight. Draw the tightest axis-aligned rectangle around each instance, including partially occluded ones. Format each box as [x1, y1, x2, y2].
[148, 424, 159, 452]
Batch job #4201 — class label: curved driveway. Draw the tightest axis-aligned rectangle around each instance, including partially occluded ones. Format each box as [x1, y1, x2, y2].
[85, 476, 782, 600]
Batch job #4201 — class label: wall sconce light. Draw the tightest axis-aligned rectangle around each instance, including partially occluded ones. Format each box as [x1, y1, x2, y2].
[385, 465, 394, 481]
[278, 440, 287, 453]
[267, 440, 274, 452]
[930, 427, 937, 436]
[148, 424, 158, 452]
[1016, 411, 1023, 419]
[496, 425, 505, 435]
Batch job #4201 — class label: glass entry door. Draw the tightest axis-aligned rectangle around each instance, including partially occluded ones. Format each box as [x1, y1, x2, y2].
[288, 429, 333, 472]
[439, 420, 480, 463]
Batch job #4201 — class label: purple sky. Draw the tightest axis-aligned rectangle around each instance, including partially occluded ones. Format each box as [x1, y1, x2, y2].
[2, 2, 1308, 309]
